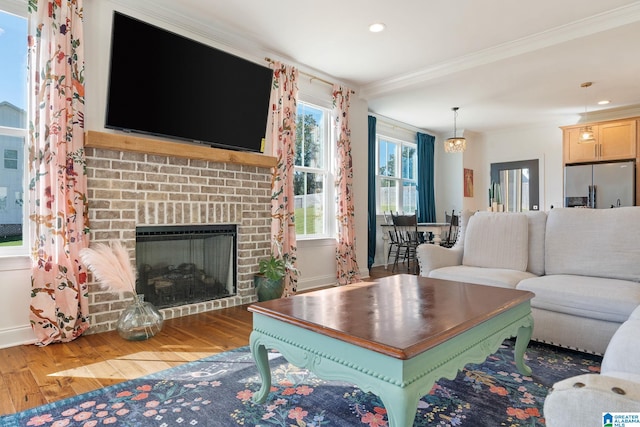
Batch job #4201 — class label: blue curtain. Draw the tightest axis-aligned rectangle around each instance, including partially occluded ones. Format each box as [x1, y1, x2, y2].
[367, 116, 377, 269]
[417, 132, 436, 222]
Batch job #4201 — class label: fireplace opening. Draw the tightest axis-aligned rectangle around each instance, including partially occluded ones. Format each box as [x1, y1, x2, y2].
[135, 224, 237, 309]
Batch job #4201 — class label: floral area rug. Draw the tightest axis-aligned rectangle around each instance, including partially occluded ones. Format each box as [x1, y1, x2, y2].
[0, 340, 601, 427]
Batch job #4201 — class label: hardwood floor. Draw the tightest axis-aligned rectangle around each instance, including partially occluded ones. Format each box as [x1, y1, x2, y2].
[0, 266, 399, 416]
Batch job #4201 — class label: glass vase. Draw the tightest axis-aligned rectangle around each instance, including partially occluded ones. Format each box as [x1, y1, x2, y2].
[117, 294, 164, 341]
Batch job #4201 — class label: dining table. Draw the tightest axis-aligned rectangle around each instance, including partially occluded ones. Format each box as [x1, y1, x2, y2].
[380, 222, 450, 269]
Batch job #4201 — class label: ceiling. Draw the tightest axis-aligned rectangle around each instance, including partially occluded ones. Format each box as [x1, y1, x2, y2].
[123, 0, 640, 135]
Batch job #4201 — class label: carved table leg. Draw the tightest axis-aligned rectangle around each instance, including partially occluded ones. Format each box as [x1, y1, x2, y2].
[514, 317, 533, 376]
[378, 384, 422, 427]
[249, 332, 271, 403]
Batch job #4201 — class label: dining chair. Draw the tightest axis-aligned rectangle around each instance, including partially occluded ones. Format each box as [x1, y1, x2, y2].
[441, 210, 460, 248]
[383, 211, 401, 266]
[391, 212, 420, 273]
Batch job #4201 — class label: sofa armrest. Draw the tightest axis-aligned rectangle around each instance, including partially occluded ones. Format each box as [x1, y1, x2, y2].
[416, 243, 463, 277]
[601, 317, 640, 375]
[544, 373, 640, 427]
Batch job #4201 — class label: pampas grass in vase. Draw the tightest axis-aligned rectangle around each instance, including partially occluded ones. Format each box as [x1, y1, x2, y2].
[80, 241, 164, 341]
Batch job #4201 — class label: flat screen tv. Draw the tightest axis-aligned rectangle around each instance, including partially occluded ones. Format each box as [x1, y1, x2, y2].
[105, 12, 273, 153]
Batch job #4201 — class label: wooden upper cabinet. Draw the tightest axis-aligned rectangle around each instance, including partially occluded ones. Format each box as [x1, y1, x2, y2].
[563, 119, 637, 164]
[598, 120, 636, 161]
[564, 126, 598, 163]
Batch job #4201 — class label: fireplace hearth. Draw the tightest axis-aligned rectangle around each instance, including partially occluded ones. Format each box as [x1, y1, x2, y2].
[136, 224, 237, 309]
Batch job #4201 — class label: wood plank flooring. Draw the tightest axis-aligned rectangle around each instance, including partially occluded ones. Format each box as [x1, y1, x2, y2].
[0, 266, 398, 416]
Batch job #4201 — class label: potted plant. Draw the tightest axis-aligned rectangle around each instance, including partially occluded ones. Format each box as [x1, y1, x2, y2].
[254, 254, 287, 302]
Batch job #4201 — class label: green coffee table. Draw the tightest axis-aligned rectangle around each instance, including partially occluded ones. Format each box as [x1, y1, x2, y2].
[248, 275, 534, 427]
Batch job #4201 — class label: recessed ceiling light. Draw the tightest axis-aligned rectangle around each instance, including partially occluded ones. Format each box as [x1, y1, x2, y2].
[369, 22, 386, 33]
[598, 100, 611, 105]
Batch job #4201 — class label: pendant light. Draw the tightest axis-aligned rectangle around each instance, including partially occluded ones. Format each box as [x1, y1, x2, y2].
[578, 82, 595, 144]
[445, 107, 466, 153]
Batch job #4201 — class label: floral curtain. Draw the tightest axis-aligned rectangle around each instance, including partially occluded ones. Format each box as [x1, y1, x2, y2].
[333, 85, 361, 285]
[28, 0, 90, 346]
[267, 62, 299, 296]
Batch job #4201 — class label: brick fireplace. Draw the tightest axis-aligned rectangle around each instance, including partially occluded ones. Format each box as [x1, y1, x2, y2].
[84, 133, 275, 334]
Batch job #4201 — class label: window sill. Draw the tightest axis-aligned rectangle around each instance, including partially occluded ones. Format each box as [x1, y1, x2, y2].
[0, 255, 31, 272]
[297, 237, 336, 249]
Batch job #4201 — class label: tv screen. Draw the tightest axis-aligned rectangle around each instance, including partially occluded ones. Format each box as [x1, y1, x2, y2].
[105, 12, 273, 153]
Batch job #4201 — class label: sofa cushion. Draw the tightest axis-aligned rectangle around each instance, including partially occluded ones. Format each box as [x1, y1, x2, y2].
[466, 211, 546, 275]
[429, 265, 537, 289]
[463, 212, 529, 271]
[545, 207, 640, 281]
[517, 274, 640, 323]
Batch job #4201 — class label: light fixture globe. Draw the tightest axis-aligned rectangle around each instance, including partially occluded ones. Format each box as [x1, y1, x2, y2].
[579, 126, 595, 143]
[445, 137, 466, 153]
[445, 107, 466, 153]
[578, 82, 596, 144]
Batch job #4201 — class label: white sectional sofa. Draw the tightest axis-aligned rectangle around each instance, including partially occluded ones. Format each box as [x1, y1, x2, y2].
[544, 305, 640, 426]
[416, 207, 640, 355]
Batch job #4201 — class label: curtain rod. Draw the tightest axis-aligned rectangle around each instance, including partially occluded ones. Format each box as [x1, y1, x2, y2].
[369, 112, 434, 136]
[265, 57, 355, 94]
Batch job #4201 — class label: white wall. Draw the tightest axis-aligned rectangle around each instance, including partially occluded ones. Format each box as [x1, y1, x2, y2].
[434, 133, 464, 221]
[437, 123, 566, 219]
[478, 123, 566, 211]
[434, 124, 565, 217]
[460, 131, 488, 212]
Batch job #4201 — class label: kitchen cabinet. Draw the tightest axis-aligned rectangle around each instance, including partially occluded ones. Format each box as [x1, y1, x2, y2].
[563, 119, 636, 164]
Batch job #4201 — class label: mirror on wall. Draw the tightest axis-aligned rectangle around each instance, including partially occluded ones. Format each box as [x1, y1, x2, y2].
[490, 159, 539, 212]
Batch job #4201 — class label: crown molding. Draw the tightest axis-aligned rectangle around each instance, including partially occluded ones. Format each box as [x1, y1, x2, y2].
[580, 104, 640, 124]
[105, 0, 355, 91]
[360, 2, 640, 99]
[106, 0, 267, 65]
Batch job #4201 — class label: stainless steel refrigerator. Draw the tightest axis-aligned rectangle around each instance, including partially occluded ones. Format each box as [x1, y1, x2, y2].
[564, 161, 635, 208]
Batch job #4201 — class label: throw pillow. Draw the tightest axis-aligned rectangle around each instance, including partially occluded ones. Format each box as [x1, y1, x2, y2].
[463, 212, 529, 271]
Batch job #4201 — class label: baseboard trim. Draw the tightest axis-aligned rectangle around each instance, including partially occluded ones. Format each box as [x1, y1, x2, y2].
[296, 274, 337, 292]
[0, 325, 36, 349]
[296, 267, 372, 292]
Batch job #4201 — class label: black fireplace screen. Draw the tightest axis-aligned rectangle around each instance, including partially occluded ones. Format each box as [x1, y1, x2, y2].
[136, 224, 237, 309]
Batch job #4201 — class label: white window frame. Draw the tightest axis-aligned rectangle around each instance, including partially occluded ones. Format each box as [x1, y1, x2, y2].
[294, 98, 336, 241]
[375, 134, 418, 215]
[0, 2, 29, 258]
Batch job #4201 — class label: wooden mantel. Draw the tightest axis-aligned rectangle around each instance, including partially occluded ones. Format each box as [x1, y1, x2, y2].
[85, 130, 277, 169]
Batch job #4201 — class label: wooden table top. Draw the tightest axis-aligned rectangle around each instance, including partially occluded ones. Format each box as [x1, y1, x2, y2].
[248, 275, 534, 360]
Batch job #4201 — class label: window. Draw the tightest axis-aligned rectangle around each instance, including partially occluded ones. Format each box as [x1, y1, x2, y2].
[4, 149, 17, 169]
[294, 101, 334, 238]
[0, 6, 28, 250]
[376, 136, 417, 214]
